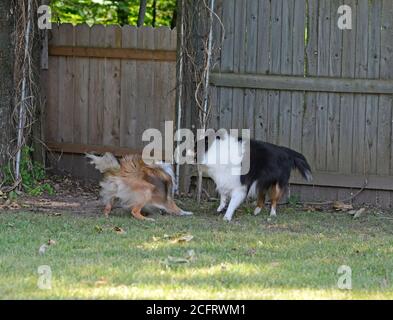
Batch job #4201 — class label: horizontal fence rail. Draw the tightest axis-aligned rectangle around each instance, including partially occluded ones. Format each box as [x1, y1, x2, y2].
[210, 73, 393, 95]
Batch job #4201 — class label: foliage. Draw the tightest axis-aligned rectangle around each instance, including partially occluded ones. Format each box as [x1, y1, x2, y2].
[2, 146, 54, 196]
[50, 0, 177, 27]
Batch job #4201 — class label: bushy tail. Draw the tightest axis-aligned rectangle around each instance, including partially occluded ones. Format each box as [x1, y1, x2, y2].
[155, 161, 177, 195]
[86, 152, 120, 173]
[286, 149, 313, 182]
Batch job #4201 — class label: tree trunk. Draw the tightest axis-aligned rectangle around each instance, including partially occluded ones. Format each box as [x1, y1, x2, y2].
[137, 0, 148, 27]
[0, 0, 14, 169]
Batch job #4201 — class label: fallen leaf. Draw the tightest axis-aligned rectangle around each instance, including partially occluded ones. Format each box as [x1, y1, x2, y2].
[172, 234, 193, 243]
[333, 201, 353, 211]
[114, 226, 126, 234]
[353, 208, 367, 219]
[94, 278, 108, 287]
[247, 248, 257, 256]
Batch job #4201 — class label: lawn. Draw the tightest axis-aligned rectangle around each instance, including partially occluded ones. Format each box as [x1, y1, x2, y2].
[0, 198, 393, 299]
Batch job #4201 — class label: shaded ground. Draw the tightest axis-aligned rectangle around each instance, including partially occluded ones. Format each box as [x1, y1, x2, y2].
[0, 175, 393, 299]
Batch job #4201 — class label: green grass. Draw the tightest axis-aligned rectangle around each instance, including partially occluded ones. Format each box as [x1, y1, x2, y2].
[1, 199, 393, 299]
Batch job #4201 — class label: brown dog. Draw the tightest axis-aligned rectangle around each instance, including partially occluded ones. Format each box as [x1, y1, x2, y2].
[86, 153, 192, 221]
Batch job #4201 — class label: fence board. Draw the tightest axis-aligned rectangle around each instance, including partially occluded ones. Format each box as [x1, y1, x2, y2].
[365, 1, 382, 176]
[46, 25, 60, 142]
[290, 0, 305, 152]
[278, 0, 294, 147]
[315, 0, 331, 171]
[254, 0, 271, 142]
[352, 0, 369, 175]
[88, 25, 105, 145]
[326, 0, 342, 173]
[120, 26, 138, 148]
[338, 0, 356, 175]
[268, 0, 283, 144]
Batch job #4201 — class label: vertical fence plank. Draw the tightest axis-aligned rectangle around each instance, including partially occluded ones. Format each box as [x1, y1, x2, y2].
[135, 27, 155, 149]
[378, 0, 393, 207]
[46, 24, 60, 143]
[290, 0, 305, 153]
[303, 0, 319, 171]
[120, 26, 138, 148]
[209, 0, 223, 130]
[255, 0, 271, 142]
[103, 25, 121, 147]
[268, 0, 283, 144]
[88, 25, 105, 146]
[244, 0, 258, 137]
[365, 0, 382, 176]
[73, 25, 90, 146]
[58, 24, 75, 144]
[315, 0, 330, 171]
[57, 24, 75, 173]
[352, 0, 369, 175]
[338, 0, 356, 175]
[278, 0, 294, 147]
[219, 0, 235, 130]
[232, 0, 247, 131]
[72, 24, 90, 178]
[326, 0, 342, 173]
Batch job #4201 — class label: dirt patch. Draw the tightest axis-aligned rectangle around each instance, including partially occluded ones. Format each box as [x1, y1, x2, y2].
[0, 174, 103, 216]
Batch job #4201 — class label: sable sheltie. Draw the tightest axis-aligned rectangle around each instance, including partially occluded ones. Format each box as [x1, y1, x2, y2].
[86, 153, 192, 220]
[196, 132, 312, 221]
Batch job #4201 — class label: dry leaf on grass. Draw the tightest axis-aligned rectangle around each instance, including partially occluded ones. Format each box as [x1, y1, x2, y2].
[154, 233, 194, 243]
[172, 234, 193, 243]
[94, 278, 108, 287]
[161, 250, 196, 267]
[113, 226, 126, 234]
[333, 201, 353, 211]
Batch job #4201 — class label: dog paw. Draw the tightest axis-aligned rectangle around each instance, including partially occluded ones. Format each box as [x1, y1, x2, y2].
[217, 205, 225, 213]
[253, 207, 262, 216]
[180, 211, 193, 216]
[223, 215, 232, 222]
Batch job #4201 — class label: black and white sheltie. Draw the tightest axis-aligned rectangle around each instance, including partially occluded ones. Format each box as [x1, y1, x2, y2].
[196, 131, 312, 221]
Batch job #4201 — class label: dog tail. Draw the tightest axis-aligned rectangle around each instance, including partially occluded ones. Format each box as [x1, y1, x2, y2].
[155, 161, 177, 194]
[286, 149, 313, 182]
[86, 152, 120, 174]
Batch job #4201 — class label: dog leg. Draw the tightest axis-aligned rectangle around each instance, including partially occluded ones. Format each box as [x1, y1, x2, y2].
[223, 187, 247, 222]
[165, 199, 193, 216]
[269, 184, 283, 217]
[103, 203, 112, 217]
[217, 194, 228, 213]
[254, 192, 265, 216]
[131, 205, 155, 222]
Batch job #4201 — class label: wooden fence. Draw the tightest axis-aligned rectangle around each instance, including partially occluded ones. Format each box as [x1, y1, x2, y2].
[192, 0, 393, 206]
[42, 24, 177, 178]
